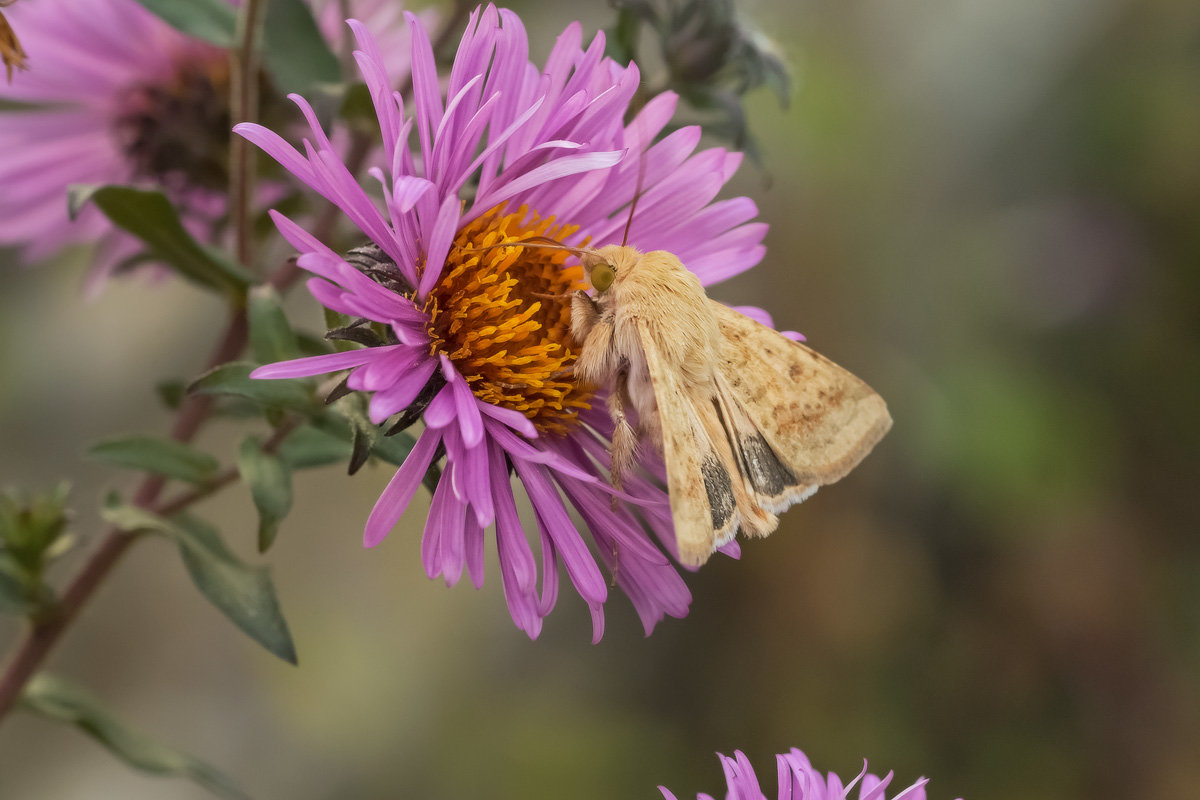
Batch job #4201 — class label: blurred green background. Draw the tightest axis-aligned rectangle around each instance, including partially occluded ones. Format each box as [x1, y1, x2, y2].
[2, 0, 1200, 797]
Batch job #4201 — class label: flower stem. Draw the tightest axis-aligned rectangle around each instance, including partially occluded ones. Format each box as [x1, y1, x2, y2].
[229, 0, 265, 269]
[0, 0, 472, 727]
[0, 308, 247, 723]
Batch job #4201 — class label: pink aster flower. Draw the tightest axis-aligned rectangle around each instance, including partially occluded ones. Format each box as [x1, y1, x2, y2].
[237, 5, 769, 640]
[0, 0, 417, 292]
[659, 749, 959, 800]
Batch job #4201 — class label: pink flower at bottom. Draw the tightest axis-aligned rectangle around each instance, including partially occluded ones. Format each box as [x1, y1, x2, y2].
[660, 749, 961, 800]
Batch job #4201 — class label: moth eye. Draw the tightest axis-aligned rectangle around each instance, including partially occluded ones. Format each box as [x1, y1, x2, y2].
[591, 262, 616, 292]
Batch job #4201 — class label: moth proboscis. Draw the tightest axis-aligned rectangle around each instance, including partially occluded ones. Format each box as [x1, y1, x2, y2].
[567, 243, 892, 567]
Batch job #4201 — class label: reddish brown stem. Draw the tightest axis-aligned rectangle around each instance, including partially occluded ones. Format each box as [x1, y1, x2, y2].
[0, 308, 247, 722]
[0, 197, 336, 723]
[0, 0, 470, 729]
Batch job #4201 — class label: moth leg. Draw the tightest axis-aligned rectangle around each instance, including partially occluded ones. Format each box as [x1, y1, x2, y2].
[570, 289, 602, 342]
[573, 316, 617, 387]
[609, 537, 621, 587]
[608, 367, 639, 502]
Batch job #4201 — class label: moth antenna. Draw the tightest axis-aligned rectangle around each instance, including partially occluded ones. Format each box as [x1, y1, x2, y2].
[460, 238, 596, 259]
[621, 150, 647, 247]
[530, 290, 576, 301]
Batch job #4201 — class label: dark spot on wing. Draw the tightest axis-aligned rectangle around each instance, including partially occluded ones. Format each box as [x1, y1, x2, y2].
[740, 432, 799, 497]
[702, 456, 735, 531]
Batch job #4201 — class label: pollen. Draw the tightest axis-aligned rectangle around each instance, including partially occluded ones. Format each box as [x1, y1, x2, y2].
[425, 205, 594, 435]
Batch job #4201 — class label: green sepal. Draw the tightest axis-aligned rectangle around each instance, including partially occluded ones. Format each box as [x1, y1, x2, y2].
[371, 429, 418, 469]
[67, 185, 252, 297]
[128, 0, 237, 47]
[323, 306, 352, 349]
[20, 674, 251, 800]
[316, 396, 419, 473]
[0, 485, 74, 616]
[101, 499, 298, 665]
[87, 436, 221, 485]
[236, 437, 293, 553]
[0, 483, 72, 571]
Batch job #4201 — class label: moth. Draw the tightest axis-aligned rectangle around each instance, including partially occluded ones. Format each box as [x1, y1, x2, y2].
[568, 244, 892, 567]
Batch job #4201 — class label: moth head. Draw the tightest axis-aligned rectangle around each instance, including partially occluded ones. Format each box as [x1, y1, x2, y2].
[589, 261, 616, 292]
[581, 244, 641, 294]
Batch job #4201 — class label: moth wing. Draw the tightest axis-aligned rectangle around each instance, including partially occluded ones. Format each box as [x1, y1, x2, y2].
[635, 317, 740, 567]
[711, 374, 819, 518]
[710, 301, 892, 486]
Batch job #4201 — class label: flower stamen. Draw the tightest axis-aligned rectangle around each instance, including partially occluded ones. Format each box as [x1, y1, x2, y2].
[426, 205, 593, 434]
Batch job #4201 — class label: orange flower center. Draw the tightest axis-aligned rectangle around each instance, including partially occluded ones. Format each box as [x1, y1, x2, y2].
[424, 205, 593, 435]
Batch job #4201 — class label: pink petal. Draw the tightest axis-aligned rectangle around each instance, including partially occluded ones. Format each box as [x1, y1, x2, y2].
[250, 347, 396, 379]
[364, 426, 442, 547]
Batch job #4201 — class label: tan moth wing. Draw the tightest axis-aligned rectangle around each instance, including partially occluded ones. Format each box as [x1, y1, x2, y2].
[633, 317, 752, 566]
[710, 300, 892, 487]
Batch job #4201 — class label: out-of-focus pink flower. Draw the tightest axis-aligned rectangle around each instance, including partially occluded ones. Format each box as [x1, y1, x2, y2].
[0, 0, 417, 292]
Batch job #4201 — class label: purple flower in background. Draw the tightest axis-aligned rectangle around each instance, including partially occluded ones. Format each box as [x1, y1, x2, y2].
[0, 0, 417, 292]
[659, 749, 957, 800]
[239, 5, 769, 640]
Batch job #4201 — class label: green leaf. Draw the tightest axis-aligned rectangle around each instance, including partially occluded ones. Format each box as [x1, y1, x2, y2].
[130, 0, 236, 47]
[175, 516, 297, 664]
[101, 502, 298, 665]
[88, 436, 220, 485]
[371, 430, 418, 469]
[247, 286, 299, 364]
[21, 674, 250, 800]
[189, 362, 315, 414]
[296, 330, 337, 357]
[337, 81, 376, 127]
[606, 5, 645, 64]
[263, 0, 341, 97]
[155, 379, 187, 410]
[237, 437, 293, 553]
[68, 185, 251, 296]
[277, 424, 353, 469]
